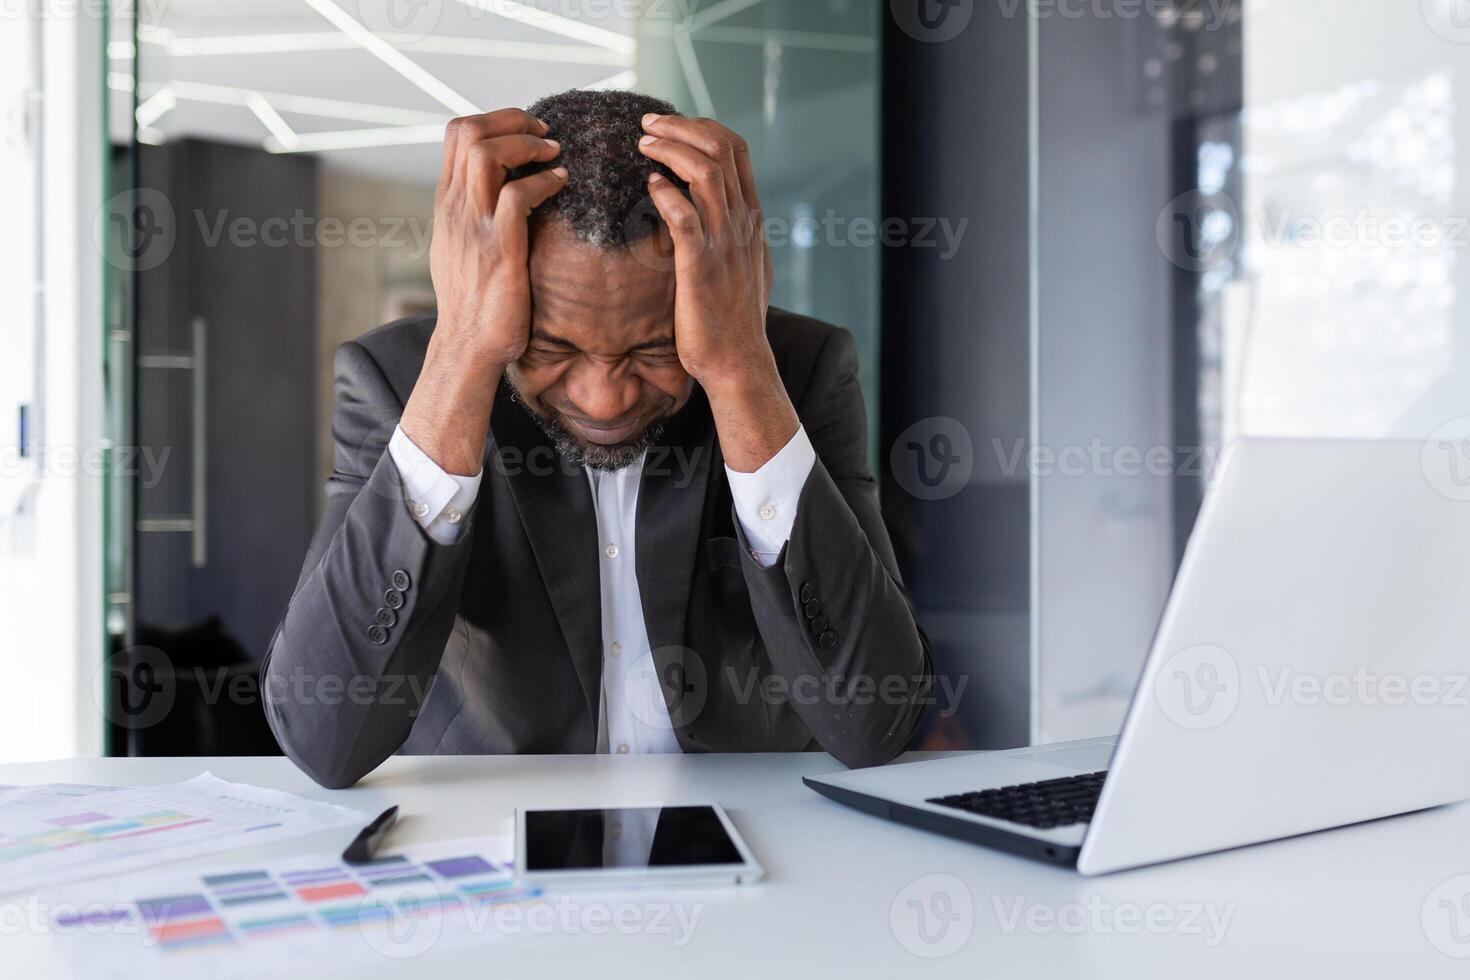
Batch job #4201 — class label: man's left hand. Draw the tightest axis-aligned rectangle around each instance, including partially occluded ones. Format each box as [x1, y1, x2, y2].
[639, 113, 798, 473]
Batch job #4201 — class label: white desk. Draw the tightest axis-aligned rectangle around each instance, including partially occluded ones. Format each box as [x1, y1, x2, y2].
[5, 752, 1467, 978]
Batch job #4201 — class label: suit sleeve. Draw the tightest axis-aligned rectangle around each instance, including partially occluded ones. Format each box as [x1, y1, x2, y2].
[261, 340, 478, 788]
[735, 327, 934, 768]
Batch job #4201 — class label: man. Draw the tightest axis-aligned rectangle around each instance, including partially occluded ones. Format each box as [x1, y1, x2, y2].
[263, 90, 932, 789]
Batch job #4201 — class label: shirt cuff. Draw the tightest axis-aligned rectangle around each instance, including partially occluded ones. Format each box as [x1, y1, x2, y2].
[725, 425, 816, 568]
[387, 425, 482, 545]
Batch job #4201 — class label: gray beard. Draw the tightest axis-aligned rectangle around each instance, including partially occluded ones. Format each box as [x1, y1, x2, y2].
[509, 386, 667, 472]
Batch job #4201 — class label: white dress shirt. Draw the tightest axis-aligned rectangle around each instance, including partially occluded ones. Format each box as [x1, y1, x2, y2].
[386, 422, 817, 754]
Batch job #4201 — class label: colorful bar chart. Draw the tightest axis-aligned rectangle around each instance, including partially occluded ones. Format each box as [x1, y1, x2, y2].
[47, 836, 540, 978]
[0, 775, 365, 897]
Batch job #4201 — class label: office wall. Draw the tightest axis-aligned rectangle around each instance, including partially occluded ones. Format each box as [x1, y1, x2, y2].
[882, 2, 1033, 748]
[314, 167, 436, 504]
[1033, 12, 1179, 742]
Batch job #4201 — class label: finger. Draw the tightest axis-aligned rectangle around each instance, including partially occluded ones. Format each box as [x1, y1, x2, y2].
[493, 167, 568, 261]
[638, 137, 729, 237]
[647, 172, 707, 270]
[465, 135, 561, 214]
[642, 114, 744, 212]
[450, 109, 548, 188]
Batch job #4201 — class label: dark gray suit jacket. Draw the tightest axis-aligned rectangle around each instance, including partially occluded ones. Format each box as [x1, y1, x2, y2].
[263, 308, 932, 788]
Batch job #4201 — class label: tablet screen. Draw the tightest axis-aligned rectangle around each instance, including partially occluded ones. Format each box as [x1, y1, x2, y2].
[523, 805, 745, 871]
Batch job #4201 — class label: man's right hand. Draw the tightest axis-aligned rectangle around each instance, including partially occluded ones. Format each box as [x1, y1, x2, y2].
[401, 109, 566, 476]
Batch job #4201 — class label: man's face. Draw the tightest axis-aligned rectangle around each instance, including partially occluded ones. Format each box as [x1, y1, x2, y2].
[508, 219, 695, 470]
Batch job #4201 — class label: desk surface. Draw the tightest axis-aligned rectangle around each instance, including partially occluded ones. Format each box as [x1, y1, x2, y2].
[4, 752, 1466, 978]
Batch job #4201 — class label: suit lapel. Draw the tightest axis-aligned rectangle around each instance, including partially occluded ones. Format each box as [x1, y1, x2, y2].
[490, 385, 603, 722]
[637, 388, 717, 660]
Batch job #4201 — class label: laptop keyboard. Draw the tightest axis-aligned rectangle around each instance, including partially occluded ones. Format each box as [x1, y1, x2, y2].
[926, 771, 1108, 830]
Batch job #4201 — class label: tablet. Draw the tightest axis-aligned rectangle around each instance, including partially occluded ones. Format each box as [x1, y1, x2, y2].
[515, 803, 765, 889]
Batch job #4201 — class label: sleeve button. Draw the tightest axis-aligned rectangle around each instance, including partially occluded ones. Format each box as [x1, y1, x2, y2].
[800, 582, 815, 603]
[819, 630, 839, 649]
[810, 615, 829, 634]
[375, 607, 397, 627]
[803, 599, 821, 619]
[391, 569, 411, 591]
[384, 588, 405, 610]
[367, 625, 389, 646]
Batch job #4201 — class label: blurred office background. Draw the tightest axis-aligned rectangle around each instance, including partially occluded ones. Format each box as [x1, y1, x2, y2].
[0, 0, 1466, 761]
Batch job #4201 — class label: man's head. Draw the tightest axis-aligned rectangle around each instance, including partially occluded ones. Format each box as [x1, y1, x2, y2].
[505, 89, 694, 470]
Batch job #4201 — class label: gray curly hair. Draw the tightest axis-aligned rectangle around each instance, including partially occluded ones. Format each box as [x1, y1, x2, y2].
[509, 88, 691, 248]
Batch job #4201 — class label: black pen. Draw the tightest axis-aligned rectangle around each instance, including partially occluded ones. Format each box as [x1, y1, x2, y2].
[342, 805, 399, 865]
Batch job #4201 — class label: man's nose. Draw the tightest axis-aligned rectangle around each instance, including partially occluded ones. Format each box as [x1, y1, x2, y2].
[565, 361, 641, 423]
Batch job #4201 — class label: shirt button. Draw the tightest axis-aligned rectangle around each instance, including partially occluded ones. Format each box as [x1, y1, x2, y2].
[444, 507, 462, 525]
[616, 742, 630, 754]
[605, 543, 620, 559]
[410, 501, 429, 520]
[759, 504, 777, 521]
[609, 822, 623, 840]
[610, 642, 623, 657]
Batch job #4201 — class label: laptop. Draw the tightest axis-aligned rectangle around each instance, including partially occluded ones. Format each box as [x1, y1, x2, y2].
[806, 438, 1470, 875]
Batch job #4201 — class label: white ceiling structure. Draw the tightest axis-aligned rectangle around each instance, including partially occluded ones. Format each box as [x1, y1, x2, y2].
[106, 0, 833, 184]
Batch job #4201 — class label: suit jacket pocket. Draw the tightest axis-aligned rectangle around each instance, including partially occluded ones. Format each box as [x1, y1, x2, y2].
[705, 535, 745, 571]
